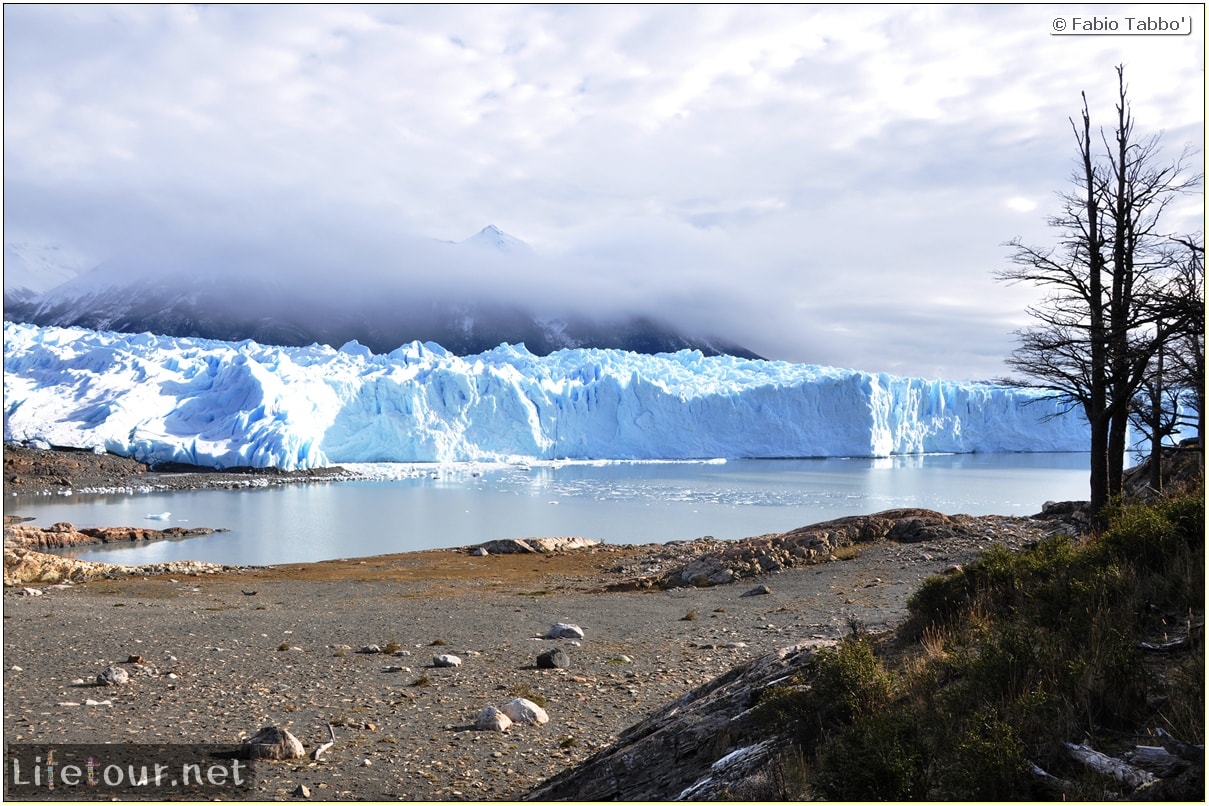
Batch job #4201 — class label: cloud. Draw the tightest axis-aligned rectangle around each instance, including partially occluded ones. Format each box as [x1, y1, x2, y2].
[3, 4, 1204, 380]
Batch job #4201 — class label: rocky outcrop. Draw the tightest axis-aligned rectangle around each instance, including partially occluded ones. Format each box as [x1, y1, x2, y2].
[525, 638, 837, 801]
[3, 547, 238, 585]
[4, 521, 225, 550]
[4, 548, 120, 585]
[469, 537, 601, 555]
[3, 445, 148, 491]
[649, 509, 1059, 589]
[1122, 445, 1204, 501]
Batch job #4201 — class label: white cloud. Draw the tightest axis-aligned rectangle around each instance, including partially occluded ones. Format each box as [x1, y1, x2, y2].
[1005, 196, 1039, 213]
[3, 4, 1203, 381]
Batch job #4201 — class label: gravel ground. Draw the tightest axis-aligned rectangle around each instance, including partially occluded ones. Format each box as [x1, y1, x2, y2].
[2, 447, 1052, 800]
[2, 534, 996, 802]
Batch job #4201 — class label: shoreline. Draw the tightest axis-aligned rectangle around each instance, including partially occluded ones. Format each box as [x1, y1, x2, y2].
[5, 524, 1025, 801]
[2, 445, 1092, 800]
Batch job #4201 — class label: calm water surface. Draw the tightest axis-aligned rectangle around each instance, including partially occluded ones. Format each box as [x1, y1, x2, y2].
[8, 454, 1091, 567]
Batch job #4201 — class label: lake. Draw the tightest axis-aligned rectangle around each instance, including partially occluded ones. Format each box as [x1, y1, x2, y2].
[9, 453, 1091, 567]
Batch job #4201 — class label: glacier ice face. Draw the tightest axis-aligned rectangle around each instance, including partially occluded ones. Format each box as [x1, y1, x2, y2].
[2, 322, 1090, 470]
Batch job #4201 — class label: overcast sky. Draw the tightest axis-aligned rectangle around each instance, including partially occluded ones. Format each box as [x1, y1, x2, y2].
[3, 4, 1204, 380]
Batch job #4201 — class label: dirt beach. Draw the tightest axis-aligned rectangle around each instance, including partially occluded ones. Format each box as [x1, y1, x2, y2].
[2, 447, 1065, 801]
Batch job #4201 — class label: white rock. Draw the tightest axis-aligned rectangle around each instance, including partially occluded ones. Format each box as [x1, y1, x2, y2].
[475, 706, 513, 732]
[20, 588, 42, 596]
[433, 654, 462, 668]
[501, 697, 549, 725]
[97, 666, 130, 686]
[543, 623, 584, 640]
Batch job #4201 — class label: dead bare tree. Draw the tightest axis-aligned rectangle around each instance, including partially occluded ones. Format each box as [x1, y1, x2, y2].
[998, 66, 1201, 529]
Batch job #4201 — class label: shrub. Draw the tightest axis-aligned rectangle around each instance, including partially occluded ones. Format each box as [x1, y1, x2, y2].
[812, 706, 928, 800]
[811, 635, 895, 725]
[813, 490, 1203, 799]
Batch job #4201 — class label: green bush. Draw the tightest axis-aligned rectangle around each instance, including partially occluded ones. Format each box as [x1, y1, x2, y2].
[933, 708, 1032, 800]
[801, 490, 1204, 800]
[811, 635, 895, 725]
[812, 706, 929, 800]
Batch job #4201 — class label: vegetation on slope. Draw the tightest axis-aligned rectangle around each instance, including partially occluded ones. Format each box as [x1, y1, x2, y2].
[752, 487, 1204, 800]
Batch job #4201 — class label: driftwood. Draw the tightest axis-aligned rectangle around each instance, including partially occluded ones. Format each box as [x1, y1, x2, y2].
[1154, 727, 1204, 763]
[1137, 622, 1203, 653]
[1124, 745, 1190, 778]
[312, 723, 336, 760]
[1028, 762, 1075, 795]
[1064, 741, 1157, 789]
[1036, 730, 1205, 800]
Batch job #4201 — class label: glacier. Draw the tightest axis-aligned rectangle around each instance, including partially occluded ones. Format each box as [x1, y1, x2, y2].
[2, 321, 1090, 470]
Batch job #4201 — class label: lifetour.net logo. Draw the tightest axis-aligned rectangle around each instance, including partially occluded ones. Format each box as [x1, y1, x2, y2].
[5, 744, 254, 800]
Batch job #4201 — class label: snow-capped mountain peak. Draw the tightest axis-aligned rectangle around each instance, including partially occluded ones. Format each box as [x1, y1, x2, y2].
[2, 241, 95, 303]
[461, 225, 534, 255]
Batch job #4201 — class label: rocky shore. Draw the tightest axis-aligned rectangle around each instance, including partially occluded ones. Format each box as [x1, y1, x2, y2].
[2, 447, 1089, 800]
[3, 444, 351, 495]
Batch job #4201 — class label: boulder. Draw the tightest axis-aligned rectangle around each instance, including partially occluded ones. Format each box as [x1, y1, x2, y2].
[474, 706, 513, 732]
[502, 697, 549, 726]
[537, 647, 570, 669]
[242, 725, 305, 760]
[543, 623, 584, 640]
[433, 654, 462, 668]
[96, 666, 129, 686]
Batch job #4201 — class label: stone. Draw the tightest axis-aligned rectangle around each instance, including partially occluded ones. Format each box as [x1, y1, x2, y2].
[433, 653, 462, 668]
[740, 585, 773, 597]
[97, 665, 129, 686]
[501, 697, 549, 726]
[243, 725, 306, 760]
[293, 784, 311, 798]
[356, 645, 382, 654]
[543, 623, 584, 640]
[475, 706, 513, 732]
[537, 647, 571, 669]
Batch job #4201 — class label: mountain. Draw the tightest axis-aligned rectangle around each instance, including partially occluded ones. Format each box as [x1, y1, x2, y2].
[3, 321, 1090, 470]
[2, 241, 94, 307]
[460, 224, 535, 255]
[2, 226, 763, 360]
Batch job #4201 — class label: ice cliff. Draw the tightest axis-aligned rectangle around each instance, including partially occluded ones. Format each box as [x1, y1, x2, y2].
[3, 322, 1090, 470]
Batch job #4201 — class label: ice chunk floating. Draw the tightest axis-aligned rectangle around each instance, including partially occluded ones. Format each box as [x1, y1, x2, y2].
[3, 322, 1089, 470]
